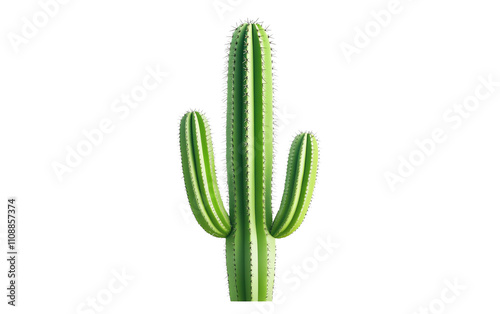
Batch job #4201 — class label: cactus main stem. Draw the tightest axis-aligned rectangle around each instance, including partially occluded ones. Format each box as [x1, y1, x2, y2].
[225, 23, 275, 301]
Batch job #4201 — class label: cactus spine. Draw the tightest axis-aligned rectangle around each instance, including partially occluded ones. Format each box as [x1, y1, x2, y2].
[179, 22, 318, 301]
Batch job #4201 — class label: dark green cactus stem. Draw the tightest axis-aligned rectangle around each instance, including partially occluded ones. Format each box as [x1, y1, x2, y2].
[179, 22, 318, 301]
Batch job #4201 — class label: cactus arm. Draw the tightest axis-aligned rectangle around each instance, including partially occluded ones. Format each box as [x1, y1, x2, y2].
[179, 111, 231, 237]
[194, 112, 232, 232]
[271, 133, 319, 238]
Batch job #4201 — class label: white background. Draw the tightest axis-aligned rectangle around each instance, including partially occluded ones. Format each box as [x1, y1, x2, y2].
[1, 0, 500, 313]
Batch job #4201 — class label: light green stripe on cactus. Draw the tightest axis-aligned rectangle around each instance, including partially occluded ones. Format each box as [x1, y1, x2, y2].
[179, 22, 319, 301]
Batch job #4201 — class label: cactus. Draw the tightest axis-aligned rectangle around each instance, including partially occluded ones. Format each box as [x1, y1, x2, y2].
[179, 22, 318, 301]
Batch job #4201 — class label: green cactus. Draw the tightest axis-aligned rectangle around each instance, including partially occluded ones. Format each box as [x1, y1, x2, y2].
[179, 22, 318, 301]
